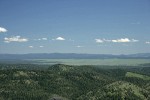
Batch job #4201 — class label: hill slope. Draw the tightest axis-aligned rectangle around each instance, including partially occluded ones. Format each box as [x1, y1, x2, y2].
[0, 64, 149, 100]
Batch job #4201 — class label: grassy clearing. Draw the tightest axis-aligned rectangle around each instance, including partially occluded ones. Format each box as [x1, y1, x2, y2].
[28, 59, 150, 66]
[126, 72, 150, 80]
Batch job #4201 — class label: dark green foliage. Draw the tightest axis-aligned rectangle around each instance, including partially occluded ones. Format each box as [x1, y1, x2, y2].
[0, 64, 149, 100]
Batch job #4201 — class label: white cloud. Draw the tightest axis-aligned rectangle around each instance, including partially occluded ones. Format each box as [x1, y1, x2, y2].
[53, 37, 65, 41]
[56, 37, 65, 40]
[0, 27, 7, 33]
[112, 38, 139, 43]
[39, 46, 44, 48]
[95, 39, 103, 43]
[95, 38, 139, 43]
[29, 46, 33, 48]
[103, 39, 112, 42]
[34, 38, 48, 41]
[4, 36, 28, 43]
[112, 38, 130, 43]
[146, 41, 150, 44]
[42, 38, 47, 40]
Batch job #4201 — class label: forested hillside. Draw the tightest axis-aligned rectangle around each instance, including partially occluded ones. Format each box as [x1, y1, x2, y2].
[0, 64, 150, 100]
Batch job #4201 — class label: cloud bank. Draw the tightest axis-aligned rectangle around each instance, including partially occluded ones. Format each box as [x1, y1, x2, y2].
[95, 38, 139, 43]
[4, 36, 28, 43]
[0, 27, 7, 33]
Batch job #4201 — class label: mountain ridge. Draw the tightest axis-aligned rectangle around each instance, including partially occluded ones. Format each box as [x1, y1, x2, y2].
[0, 53, 150, 59]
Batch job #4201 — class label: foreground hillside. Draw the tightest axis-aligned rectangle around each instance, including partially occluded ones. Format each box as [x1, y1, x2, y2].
[0, 64, 150, 100]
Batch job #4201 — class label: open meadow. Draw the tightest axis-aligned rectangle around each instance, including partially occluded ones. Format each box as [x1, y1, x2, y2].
[28, 58, 150, 66]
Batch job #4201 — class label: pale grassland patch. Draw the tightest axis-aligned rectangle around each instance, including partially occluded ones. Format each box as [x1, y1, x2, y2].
[126, 72, 150, 80]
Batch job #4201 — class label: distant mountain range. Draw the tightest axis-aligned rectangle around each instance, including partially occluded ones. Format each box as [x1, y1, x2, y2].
[0, 53, 150, 59]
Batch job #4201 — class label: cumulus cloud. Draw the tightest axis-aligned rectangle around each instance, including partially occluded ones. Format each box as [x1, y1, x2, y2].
[4, 36, 28, 43]
[95, 39, 103, 43]
[42, 38, 47, 40]
[95, 38, 139, 43]
[103, 39, 112, 42]
[146, 41, 150, 44]
[112, 38, 139, 43]
[53, 37, 65, 41]
[0, 27, 7, 33]
[112, 38, 131, 43]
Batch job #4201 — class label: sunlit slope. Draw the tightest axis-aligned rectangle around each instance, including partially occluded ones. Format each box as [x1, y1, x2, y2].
[126, 72, 150, 80]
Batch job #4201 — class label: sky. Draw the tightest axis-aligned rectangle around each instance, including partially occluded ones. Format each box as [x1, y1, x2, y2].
[0, 0, 150, 54]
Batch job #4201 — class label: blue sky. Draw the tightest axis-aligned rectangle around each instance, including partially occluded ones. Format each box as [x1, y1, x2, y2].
[0, 0, 150, 54]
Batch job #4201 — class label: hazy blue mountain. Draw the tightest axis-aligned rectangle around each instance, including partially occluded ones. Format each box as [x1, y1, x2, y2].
[0, 53, 150, 59]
